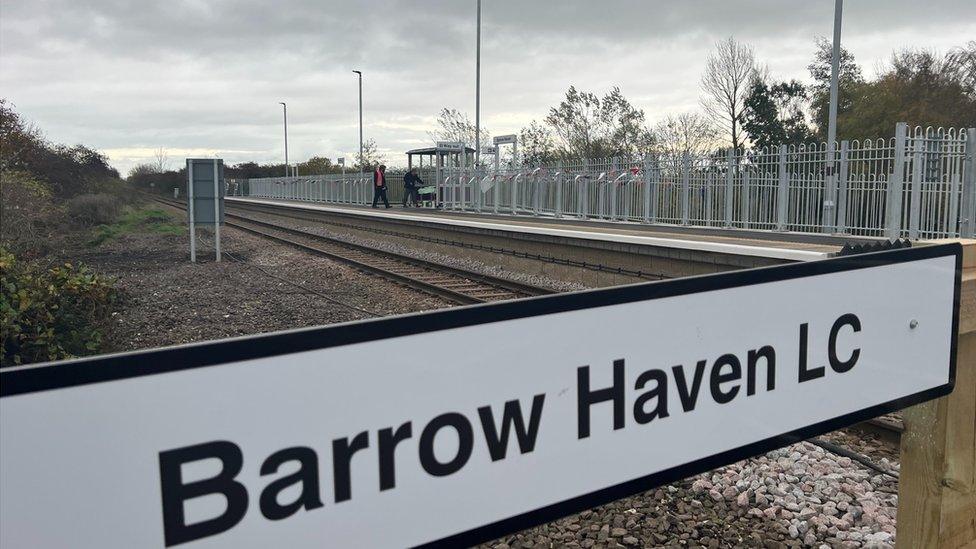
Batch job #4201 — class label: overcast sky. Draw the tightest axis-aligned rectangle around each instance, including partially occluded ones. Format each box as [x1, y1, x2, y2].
[2, 0, 974, 174]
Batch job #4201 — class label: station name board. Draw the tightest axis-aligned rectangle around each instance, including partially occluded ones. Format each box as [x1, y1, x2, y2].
[0, 245, 960, 548]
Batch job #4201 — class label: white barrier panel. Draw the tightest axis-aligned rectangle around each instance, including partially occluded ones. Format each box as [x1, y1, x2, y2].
[0, 245, 961, 548]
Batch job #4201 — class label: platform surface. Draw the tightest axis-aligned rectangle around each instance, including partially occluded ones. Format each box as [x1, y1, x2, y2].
[228, 197, 852, 261]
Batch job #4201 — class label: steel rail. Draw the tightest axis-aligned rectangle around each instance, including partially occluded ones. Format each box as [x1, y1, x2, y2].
[223, 211, 553, 299]
[224, 199, 670, 280]
[154, 197, 553, 305]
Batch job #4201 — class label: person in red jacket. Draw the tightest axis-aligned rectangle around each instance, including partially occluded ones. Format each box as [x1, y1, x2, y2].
[372, 164, 390, 208]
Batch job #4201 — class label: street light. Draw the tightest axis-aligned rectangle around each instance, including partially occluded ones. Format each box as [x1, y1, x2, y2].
[279, 102, 289, 177]
[352, 70, 363, 175]
[827, 0, 843, 152]
[475, 0, 481, 168]
[822, 0, 843, 233]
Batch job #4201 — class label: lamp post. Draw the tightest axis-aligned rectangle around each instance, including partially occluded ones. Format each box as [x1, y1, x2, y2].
[279, 102, 288, 177]
[827, 0, 843, 152]
[822, 0, 843, 232]
[475, 0, 481, 168]
[352, 70, 363, 175]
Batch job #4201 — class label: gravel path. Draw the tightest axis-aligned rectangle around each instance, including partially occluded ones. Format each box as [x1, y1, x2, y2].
[70, 224, 451, 352]
[68, 208, 901, 548]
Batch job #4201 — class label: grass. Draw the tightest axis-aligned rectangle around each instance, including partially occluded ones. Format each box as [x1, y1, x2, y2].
[88, 207, 184, 246]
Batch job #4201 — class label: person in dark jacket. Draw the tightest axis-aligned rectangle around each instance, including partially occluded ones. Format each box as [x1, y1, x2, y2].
[402, 168, 424, 207]
[372, 164, 390, 208]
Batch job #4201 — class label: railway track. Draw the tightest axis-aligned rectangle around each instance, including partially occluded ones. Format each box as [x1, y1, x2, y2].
[856, 416, 904, 445]
[153, 197, 554, 305]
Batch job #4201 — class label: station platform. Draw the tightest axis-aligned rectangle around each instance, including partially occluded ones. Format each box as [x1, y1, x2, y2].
[226, 197, 864, 285]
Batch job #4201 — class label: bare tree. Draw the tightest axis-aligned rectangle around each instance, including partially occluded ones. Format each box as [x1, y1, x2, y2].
[653, 113, 718, 171]
[700, 37, 756, 150]
[518, 121, 558, 165]
[945, 40, 976, 100]
[544, 86, 654, 160]
[152, 147, 168, 173]
[428, 108, 489, 148]
[354, 138, 384, 170]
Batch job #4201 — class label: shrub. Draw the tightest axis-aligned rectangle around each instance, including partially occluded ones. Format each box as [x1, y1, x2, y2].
[67, 193, 121, 226]
[0, 247, 120, 367]
[0, 170, 60, 256]
[2, 100, 121, 199]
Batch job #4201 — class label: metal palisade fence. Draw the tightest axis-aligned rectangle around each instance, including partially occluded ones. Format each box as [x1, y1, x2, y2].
[234, 123, 976, 240]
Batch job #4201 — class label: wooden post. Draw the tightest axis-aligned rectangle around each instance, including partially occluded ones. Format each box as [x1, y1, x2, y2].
[897, 239, 976, 549]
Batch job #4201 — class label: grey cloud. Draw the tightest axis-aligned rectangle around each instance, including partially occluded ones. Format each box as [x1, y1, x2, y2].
[2, 0, 974, 174]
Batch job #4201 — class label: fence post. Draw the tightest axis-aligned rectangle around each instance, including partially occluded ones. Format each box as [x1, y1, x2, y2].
[555, 172, 563, 218]
[493, 175, 500, 214]
[476, 170, 483, 213]
[582, 159, 590, 218]
[681, 152, 690, 225]
[725, 148, 735, 227]
[740, 169, 750, 229]
[511, 174, 518, 215]
[643, 153, 652, 223]
[651, 155, 661, 224]
[822, 140, 837, 233]
[533, 171, 541, 216]
[886, 122, 909, 240]
[896, 240, 976, 549]
[909, 143, 924, 240]
[705, 170, 714, 225]
[777, 145, 789, 231]
[607, 158, 616, 219]
[960, 128, 976, 238]
[836, 140, 850, 233]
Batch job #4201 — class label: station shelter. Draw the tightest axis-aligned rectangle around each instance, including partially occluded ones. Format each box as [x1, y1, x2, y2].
[405, 143, 476, 208]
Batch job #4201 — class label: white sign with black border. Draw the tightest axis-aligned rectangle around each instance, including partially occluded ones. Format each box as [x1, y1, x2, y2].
[0, 244, 961, 548]
[435, 141, 465, 152]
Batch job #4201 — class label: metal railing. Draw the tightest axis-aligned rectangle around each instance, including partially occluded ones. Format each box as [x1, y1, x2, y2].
[236, 123, 976, 240]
